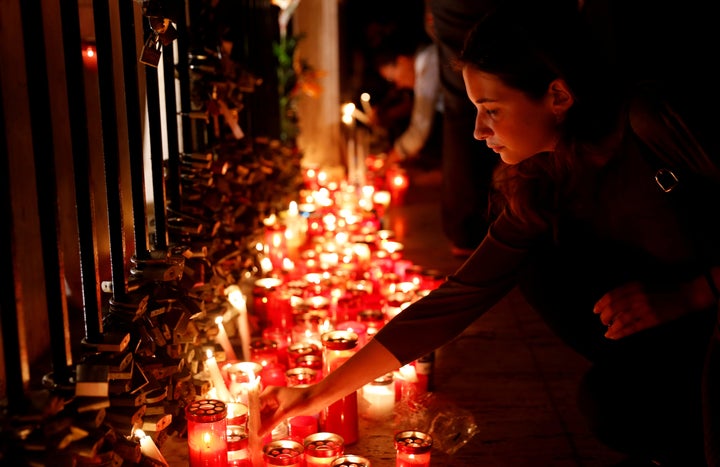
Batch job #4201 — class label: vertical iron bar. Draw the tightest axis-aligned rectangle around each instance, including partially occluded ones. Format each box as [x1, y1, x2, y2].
[59, 0, 103, 343]
[118, 0, 151, 261]
[0, 83, 27, 411]
[93, 0, 128, 302]
[145, 51, 169, 250]
[176, 0, 193, 155]
[20, 0, 72, 383]
[163, 42, 181, 212]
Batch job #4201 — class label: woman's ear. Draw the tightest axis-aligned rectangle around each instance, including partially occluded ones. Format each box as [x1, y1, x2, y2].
[548, 78, 574, 120]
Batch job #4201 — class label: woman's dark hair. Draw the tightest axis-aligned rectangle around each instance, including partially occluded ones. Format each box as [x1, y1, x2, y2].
[457, 1, 622, 230]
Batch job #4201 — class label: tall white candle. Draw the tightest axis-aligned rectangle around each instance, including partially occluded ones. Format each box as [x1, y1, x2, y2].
[205, 350, 234, 402]
[214, 316, 237, 361]
[226, 285, 251, 361]
[246, 373, 264, 466]
[342, 103, 357, 185]
[135, 429, 169, 466]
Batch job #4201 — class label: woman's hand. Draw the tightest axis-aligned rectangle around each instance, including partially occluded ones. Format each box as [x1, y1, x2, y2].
[259, 385, 317, 437]
[593, 281, 693, 339]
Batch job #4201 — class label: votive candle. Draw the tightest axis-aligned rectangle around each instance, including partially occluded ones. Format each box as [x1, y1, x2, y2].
[263, 439, 304, 467]
[394, 430, 432, 467]
[303, 432, 344, 467]
[186, 399, 228, 467]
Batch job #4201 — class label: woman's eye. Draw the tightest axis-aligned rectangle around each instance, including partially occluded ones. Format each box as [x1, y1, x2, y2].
[485, 108, 498, 116]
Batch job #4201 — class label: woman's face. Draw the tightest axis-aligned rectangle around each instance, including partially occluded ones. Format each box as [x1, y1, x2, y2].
[463, 66, 565, 165]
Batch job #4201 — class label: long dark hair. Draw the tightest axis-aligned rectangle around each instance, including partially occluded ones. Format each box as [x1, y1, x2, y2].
[458, 1, 623, 229]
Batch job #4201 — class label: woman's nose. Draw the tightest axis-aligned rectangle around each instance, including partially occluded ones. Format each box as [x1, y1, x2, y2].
[474, 120, 491, 140]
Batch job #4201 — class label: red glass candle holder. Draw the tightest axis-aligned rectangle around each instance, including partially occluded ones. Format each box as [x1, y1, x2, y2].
[303, 432, 345, 467]
[288, 415, 319, 443]
[320, 331, 359, 445]
[186, 399, 228, 467]
[250, 338, 279, 367]
[394, 430, 433, 467]
[260, 361, 288, 387]
[263, 326, 292, 368]
[253, 277, 285, 329]
[286, 367, 319, 386]
[331, 455, 372, 466]
[227, 424, 250, 466]
[262, 439, 304, 467]
[287, 342, 321, 369]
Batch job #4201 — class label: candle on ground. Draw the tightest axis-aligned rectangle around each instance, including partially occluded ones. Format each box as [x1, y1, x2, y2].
[134, 429, 169, 466]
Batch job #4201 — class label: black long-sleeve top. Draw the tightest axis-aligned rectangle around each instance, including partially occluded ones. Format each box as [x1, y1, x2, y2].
[374, 90, 720, 366]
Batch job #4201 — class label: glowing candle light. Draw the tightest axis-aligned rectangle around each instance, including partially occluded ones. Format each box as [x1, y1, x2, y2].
[360, 92, 372, 116]
[135, 429, 169, 466]
[394, 431, 433, 467]
[215, 316, 238, 362]
[227, 285, 252, 362]
[186, 399, 229, 467]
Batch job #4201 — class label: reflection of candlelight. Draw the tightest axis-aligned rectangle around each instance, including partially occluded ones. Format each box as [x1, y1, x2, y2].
[388, 169, 410, 205]
[135, 429, 169, 466]
[82, 43, 97, 70]
[214, 316, 237, 362]
[226, 285, 251, 361]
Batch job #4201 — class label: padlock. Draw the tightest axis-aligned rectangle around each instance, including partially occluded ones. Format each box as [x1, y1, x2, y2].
[139, 34, 161, 67]
[158, 23, 178, 46]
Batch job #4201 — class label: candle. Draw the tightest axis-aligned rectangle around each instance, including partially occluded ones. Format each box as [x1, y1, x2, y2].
[135, 429, 169, 466]
[360, 92, 372, 116]
[227, 424, 250, 466]
[253, 277, 285, 330]
[287, 415, 318, 443]
[330, 455, 372, 466]
[226, 285, 252, 361]
[246, 372, 264, 466]
[250, 338, 280, 367]
[394, 430, 433, 467]
[320, 331, 359, 445]
[262, 439, 304, 467]
[342, 103, 357, 185]
[223, 361, 263, 404]
[303, 432, 344, 467]
[361, 372, 395, 421]
[186, 399, 229, 467]
[215, 316, 238, 362]
[205, 350, 234, 402]
[260, 362, 287, 387]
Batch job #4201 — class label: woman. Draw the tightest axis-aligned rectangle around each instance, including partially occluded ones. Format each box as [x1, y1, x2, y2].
[260, 3, 720, 464]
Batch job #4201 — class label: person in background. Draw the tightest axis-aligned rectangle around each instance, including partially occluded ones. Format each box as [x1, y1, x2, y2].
[260, 3, 720, 465]
[373, 29, 444, 172]
[426, 0, 502, 258]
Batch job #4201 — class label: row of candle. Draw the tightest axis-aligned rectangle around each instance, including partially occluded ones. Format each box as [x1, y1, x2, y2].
[187, 165, 437, 464]
[185, 397, 432, 466]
